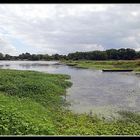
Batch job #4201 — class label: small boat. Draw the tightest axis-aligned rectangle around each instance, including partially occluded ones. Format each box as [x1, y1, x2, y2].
[102, 69, 133, 72]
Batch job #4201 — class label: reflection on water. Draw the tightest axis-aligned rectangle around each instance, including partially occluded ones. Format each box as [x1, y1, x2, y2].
[0, 60, 140, 118]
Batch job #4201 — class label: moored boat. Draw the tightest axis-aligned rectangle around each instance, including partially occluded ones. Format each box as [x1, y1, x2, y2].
[102, 69, 133, 72]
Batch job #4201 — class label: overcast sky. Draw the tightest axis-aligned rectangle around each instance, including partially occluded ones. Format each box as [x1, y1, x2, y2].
[0, 4, 140, 55]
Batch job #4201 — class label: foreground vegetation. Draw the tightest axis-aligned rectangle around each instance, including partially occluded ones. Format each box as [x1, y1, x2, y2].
[0, 69, 140, 135]
[62, 60, 140, 72]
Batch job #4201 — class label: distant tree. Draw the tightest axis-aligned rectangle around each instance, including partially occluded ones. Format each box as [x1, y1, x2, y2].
[42, 54, 51, 60]
[117, 48, 126, 59]
[68, 51, 108, 60]
[0, 48, 139, 61]
[0, 53, 4, 60]
[24, 53, 31, 60]
[90, 51, 108, 60]
[117, 48, 136, 60]
[52, 54, 60, 60]
[106, 49, 119, 60]
[31, 54, 40, 60]
[125, 48, 136, 60]
[5, 54, 12, 60]
[18, 52, 31, 60]
[136, 51, 140, 59]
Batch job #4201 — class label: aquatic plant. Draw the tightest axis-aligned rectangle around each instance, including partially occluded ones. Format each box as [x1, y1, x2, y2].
[0, 69, 140, 135]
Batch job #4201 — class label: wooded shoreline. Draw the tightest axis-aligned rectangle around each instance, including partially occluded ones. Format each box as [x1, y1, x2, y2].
[0, 48, 140, 61]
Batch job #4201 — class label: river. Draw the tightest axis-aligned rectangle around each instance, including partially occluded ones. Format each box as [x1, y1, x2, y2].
[0, 60, 140, 118]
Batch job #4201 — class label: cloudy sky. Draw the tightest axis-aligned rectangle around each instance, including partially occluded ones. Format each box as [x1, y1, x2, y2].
[0, 4, 140, 55]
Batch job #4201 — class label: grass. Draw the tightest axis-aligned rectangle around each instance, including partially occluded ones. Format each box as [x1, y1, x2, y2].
[0, 69, 140, 135]
[61, 60, 140, 71]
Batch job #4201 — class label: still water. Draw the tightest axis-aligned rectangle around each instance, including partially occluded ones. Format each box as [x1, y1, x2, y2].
[0, 61, 140, 118]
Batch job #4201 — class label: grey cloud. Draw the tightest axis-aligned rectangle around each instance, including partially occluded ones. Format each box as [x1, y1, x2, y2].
[0, 4, 140, 54]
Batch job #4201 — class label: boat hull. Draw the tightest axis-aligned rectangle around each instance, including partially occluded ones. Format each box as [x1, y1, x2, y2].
[102, 69, 133, 72]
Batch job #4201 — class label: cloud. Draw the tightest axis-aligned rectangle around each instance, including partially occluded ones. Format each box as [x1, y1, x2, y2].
[0, 37, 17, 55]
[0, 4, 140, 55]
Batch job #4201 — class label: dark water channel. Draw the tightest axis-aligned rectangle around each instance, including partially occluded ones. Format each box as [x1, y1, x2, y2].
[0, 61, 140, 118]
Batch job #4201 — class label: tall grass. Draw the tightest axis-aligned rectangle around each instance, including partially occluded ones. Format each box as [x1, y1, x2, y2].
[62, 60, 140, 71]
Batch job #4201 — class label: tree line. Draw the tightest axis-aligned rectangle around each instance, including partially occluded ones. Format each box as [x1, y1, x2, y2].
[0, 53, 67, 61]
[0, 48, 140, 61]
[67, 48, 140, 60]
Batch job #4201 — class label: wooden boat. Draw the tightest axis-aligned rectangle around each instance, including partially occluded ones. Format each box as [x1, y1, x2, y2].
[102, 69, 133, 72]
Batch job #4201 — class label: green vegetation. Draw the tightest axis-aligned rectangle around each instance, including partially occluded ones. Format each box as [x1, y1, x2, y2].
[62, 60, 140, 71]
[67, 48, 140, 60]
[0, 69, 140, 135]
[0, 48, 140, 61]
[0, 52, 66, 61]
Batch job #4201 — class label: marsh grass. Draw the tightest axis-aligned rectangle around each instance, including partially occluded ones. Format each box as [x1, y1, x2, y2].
[0, 69, 140, 135]
[62, 60, 140, 71]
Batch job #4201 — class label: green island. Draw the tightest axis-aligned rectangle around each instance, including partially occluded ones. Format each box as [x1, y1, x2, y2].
[61, 60, 140, 72]
[0, 68, 140, 135]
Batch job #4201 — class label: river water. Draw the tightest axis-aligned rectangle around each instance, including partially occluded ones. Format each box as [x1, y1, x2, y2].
[0, 60, 140, 118]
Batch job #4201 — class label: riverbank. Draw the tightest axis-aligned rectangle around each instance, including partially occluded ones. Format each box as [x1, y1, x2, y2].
[0, 69, 140, 135]
[61, 60, 140, 72]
